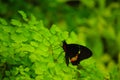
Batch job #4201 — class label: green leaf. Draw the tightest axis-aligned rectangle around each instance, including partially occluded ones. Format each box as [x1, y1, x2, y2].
[11, 19, 22, 27]
[20, 44, 35, 52]
[92, 38, 103, 57]
[67, 31, 77, 43]
[16, 27, 24, 33]
[47, 62, 55, 68]
[34, 62, 47, 74]
[11, 34, 28, 43]
[32, 32, 42, 42]
[30, 41, 39, 47]
[37, 43, 48, 52]
[5, 71, 10, 76]
[61, 31, 69, 40]
[0, 31, 9, 41]
[81, 0, 95, 8]
[2, 25, 11, 32]
[24, 67, 30, 72]
[50, 24, 61, 34]
[0, 18, 7, 25]
[29, 54, 38, 62]
[103, 26, 116, 39]
[11, 68, 19, 76]
[28, 14, 38, 25]
[18, 10, 28, 21]
[35, 76, 43, 80]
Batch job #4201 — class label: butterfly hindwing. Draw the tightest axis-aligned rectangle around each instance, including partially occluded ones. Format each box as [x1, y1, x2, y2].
[65, 53, 69, 66]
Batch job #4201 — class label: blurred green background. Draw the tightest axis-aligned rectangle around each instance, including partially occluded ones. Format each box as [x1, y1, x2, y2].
[0, 0, 120, 80]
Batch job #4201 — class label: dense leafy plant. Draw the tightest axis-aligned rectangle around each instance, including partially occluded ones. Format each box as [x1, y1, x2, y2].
[0, 0, 119, 78]
[1, 11, 118, 80]
[0, 0, 119, 61]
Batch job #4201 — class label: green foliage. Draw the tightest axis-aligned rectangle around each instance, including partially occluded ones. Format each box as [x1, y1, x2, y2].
[0, 0, 119, 79]
[0, 12, 89, 80]
[0, 11, 117, 80]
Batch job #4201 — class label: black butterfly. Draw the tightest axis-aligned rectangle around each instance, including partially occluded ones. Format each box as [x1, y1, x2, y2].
[62, 41, 92, 66]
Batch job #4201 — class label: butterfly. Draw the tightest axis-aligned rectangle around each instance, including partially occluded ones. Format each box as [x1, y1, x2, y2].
[62, 41, 92, 66]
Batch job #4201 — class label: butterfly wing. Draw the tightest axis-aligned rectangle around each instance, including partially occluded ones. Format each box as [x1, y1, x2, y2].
[70, 45, 92, 65]
[66, 44, 80, 65]
[78, 45, 92, 61]
[62, 41, 92, 66]
[65, 53, 69, 66]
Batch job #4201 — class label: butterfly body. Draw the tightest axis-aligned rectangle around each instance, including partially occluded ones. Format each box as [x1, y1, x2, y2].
[63, 41, 92, 66]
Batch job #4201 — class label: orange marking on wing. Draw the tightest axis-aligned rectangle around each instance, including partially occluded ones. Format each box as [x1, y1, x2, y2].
[70, 54, 78, 62]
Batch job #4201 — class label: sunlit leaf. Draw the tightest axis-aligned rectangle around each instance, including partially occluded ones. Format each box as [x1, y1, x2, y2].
[18, 11, 28, 21]
[11, 19, 22, 27]
[0, 18, 7, 25]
